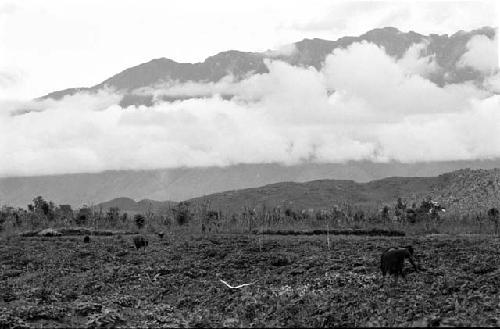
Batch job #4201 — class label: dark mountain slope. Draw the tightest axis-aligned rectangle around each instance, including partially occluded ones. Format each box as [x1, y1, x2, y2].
[3, 160, 500, 208]
[185, 168, 500, 215]
[185, 177, 438, 214]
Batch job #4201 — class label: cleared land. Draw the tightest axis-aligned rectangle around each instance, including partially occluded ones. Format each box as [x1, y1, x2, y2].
[1, 233, 499, 327]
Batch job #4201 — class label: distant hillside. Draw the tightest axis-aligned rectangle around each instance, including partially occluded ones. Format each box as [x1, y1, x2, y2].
[39, 26, 496, 106]
[3, 160, 500, 208]
[186, 168, 500, 216]
[431, 168, 500, 214]
[186, 177, 438, 214]
[96, 197, 176, 213]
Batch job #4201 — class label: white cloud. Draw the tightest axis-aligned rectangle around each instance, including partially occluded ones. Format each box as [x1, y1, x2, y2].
[376, 95, 500, 162]
[397, 42, 439, 77]
[323, 42, 487, 119]
[264, 43, 298, 58]
[0, 2, 17, 16]
[458, 34, 498, 74]
[134, 75, 239, 100]
[1, 40, 500, 176]
[484, 71, 500, 92]
[0, 70, 19, 88]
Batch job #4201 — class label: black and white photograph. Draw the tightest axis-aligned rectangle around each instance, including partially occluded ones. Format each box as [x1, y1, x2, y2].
[0, 0, 499, 327]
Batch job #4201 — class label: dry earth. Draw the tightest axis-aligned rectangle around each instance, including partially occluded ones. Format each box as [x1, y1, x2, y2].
[1, 233, 500, 327]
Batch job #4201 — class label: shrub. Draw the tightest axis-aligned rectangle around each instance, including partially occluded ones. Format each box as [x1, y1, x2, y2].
[134, 214, 146, 230]
[120, 213, 128, 223]
[76, 207, 92, 226]
[105, 207, 120, 225]
[174, 202, 192, 226]
[29, 196, 56, 221]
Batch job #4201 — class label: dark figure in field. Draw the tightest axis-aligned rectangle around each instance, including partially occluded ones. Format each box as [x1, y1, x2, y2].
[380, 245, 418, 285]
[83, 235, 90, 243]
[133, 235, 148, 250]
[487, 207, 499, 235]
[158, 232, 164, 239]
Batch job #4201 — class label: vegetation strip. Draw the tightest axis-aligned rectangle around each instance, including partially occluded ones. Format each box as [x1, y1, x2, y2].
[252, 228, 405, 236]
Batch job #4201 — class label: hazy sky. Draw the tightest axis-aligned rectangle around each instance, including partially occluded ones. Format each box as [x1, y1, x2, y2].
[0, 0, 498, 100]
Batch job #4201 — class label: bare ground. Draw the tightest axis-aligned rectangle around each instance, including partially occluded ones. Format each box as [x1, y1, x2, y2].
[1, 233, 499, 327]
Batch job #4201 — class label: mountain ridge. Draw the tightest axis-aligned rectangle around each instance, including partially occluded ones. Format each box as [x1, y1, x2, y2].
[39, 26, 496, 106]
[96, 197, 176, 213]
[3, 159, 500, 208]
[92, 167, 500, 217]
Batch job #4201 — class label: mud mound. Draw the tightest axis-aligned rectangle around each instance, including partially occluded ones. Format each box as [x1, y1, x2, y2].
[20, 227, 136, 237]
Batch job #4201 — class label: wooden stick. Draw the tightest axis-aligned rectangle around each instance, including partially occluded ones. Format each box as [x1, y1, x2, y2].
[219, 279, 256, 289]
[327, 222, 330, 250]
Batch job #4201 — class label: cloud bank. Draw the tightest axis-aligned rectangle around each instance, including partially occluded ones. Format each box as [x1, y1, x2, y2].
[458, 34, 498, 73]
[1, 40, 499, 177]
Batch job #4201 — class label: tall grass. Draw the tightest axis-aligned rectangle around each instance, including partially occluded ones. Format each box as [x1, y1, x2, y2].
[1, 198, 499, 238]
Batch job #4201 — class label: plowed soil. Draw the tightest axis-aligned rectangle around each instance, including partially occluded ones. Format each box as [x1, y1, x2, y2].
[1, 233, 499, 327]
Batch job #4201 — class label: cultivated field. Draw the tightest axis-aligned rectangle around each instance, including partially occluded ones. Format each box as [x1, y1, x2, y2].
[1, 233, 499, 327]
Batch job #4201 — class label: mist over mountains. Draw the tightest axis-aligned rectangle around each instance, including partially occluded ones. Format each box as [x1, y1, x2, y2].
[1, 26, 499, 207]
[3, 160, 500, 208]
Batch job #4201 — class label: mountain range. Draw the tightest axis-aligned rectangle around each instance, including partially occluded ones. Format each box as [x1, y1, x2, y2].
[1, 26, 498, 208]
[3, 160, 500, 208]
[185, 167, 500, 216]
[40, 26, 495, 107]
[94, 167, 500, 217]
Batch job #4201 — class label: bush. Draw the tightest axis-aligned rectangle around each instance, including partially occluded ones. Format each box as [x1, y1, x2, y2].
[174, 202, 192, 226]
[134, 214, 146, 230]
[29, 196, 55, 221]
[121, 213, 128, 223]
[105, 207, 120, 225]
[76, 207, 92, 226]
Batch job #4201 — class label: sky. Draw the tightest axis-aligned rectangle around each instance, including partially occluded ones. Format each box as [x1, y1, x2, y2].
[0, 0, 498, 99]
[0, 0, 499, 177]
